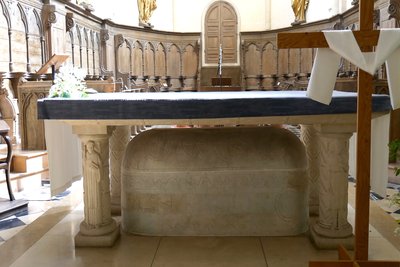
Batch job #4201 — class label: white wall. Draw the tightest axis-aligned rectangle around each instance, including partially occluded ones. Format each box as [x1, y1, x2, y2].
[271, 0, 294, 29]
[165, 0, 271, 32]
[91, 0, 355, 32]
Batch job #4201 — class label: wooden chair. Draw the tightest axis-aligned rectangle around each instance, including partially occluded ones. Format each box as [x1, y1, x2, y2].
[0, 120, 14, 201]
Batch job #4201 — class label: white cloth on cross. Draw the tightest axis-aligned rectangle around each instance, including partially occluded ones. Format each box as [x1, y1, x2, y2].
[307, 28, 400, 109]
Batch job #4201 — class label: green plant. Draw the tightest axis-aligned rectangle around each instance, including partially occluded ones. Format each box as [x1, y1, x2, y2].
[388, 139, 400, 163]
[391, 165, 400, 236]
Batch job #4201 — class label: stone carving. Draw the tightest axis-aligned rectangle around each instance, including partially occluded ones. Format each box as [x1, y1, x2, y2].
[310, 129, 354, 249]
[100, 28, 109, 42]
[109, 126, 130, 213]
[66, 12, 75, 32]
[122, 127, 309, 236]
[45, 9, 56, 28]
[300, 125, 320, 215]
[389, 0, 400, 27]
[83, 140, 103, 226]
[74, 131, 120, 247]
[114, 34, 125, 48]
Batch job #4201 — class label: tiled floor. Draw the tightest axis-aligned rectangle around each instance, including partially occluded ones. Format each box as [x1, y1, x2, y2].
[0, 179, 399, 267]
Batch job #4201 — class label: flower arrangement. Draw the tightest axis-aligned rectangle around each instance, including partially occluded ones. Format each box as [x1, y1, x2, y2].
[48, 64, 88, 98]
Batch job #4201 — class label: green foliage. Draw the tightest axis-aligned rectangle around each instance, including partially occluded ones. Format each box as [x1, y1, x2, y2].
[388, 139, 400, 162]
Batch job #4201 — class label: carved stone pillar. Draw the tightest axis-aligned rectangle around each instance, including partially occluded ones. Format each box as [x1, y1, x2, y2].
[73, 126, 120, 247]
[309, 125, 354, 249]
[300, 125, 320, 216]
[109, 126, 130, 214]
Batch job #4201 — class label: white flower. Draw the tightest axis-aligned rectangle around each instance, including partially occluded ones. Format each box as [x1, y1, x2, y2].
[49, 64, 88, 98]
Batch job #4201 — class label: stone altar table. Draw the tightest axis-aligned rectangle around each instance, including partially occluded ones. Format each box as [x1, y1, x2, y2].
[37, 91, 391, 248]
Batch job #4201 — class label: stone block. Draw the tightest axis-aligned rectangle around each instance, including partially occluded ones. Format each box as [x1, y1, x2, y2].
[121, 126, 309, 236]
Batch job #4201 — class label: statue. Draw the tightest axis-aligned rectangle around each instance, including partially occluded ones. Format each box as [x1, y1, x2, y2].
[83, 140, 103, 226]
[291, 0, 309, 25]
[137, 0, 157, 28]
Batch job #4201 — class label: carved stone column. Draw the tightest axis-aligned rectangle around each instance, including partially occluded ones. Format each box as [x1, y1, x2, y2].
[109, 126, 130, 214]
[300, 125, 320, 216]
[73, 126, 120, 247]
[309, 125, 354, 249]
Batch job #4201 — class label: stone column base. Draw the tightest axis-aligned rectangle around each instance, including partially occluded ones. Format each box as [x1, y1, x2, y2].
[75, 222, 120, 247]
[310, 225, 354, 250]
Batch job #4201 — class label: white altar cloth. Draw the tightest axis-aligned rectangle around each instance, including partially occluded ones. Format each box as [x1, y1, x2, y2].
[308, 29, 400, 109]
[45, 120, 82, 196]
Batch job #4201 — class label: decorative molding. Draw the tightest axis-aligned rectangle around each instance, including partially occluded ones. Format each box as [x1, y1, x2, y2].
[43, 5, 56, 29]
[100, 28, 109, 42]
[114, 34, 125, 48]
[66, 12, 75, 32]
[389, 0, 400, 27]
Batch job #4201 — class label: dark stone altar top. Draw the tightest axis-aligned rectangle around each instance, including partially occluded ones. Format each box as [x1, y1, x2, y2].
[37, 90, 391, 120]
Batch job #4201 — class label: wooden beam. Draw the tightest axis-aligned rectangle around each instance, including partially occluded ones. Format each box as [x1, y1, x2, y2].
[309, 261, 354, 267]
[338, 245, 352, 261]
[357, 262, 400, 267]
[354, 0, 374, 261]
[277, 30, 380, 48]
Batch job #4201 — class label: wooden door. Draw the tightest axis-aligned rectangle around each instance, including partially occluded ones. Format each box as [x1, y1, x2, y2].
[204, 1, 237, 64]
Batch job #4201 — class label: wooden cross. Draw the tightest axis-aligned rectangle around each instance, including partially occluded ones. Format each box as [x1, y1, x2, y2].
[277, 1, 400, 266]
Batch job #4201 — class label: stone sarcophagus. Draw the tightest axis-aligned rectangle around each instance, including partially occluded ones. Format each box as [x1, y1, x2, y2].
[121, 126, 309, 236]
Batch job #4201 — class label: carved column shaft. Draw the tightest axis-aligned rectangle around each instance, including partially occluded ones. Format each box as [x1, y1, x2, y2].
[300, 125, 320, 215]
[309, 127, 354, 249]
[73, 126, 120, 247]
[109, 126, 130, 214]
[315, 132, 353, 235]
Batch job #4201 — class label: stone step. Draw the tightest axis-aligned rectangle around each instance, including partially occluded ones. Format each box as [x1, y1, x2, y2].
[11, 150, 48, 173]
[0, 148, 49, 198]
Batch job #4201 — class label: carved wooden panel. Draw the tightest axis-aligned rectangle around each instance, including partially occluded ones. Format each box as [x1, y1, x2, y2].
[131, 41, 143, 77]
[155, 43, 166, 76]
[278, 49, 289, 75]
[18, 81, 51, 150]
[204, 3, 219, 64]
[244, 43, 261, 75]
[289, 49, 300, 74]
[220, 3, 237, 63]
[182, 44, 198, 77]
[300, 48, 313, 74]
[167, 44, 181, 90]
[117, 40, 130, 74]
[144, 42, 155, 77]
[204, 1, 237, 64]
[167, 44, 180, 77]
[262, 43, 277, 75]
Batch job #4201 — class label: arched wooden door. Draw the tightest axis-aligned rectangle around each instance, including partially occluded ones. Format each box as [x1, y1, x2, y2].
[204, 1, 238, 64]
